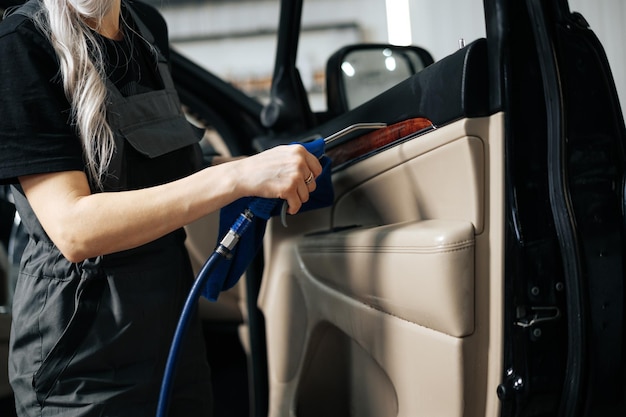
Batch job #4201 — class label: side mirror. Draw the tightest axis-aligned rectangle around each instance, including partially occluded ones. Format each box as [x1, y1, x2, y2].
[326, 44, 434, 115]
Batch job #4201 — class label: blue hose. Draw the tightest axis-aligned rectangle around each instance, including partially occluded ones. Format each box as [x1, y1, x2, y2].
[156, 202, 274, 417]
[155, 250, 224, 417]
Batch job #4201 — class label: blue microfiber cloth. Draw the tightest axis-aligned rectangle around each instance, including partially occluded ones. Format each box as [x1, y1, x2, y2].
[202, 138, 333, 301]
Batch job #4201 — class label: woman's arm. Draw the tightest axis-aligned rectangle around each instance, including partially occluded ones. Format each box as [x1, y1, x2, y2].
[20, 144, 322, 263]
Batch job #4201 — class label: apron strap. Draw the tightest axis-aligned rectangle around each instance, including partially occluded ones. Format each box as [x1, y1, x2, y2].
[124, 0, 168, 64]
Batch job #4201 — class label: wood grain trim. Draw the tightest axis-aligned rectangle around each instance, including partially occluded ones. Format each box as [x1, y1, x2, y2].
[326, 118, 434, 168]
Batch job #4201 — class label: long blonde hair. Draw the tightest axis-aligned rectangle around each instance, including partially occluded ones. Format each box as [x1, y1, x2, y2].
[33, 0, 119, 189]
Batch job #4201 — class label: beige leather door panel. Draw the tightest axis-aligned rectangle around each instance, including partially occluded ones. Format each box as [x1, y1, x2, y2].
[332, 134, 484, 233]
[298, 219, 474, 337]
[260, 114, 505, 417]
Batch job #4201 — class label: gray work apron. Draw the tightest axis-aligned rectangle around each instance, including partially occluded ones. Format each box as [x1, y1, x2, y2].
[8, 2, 213, 416]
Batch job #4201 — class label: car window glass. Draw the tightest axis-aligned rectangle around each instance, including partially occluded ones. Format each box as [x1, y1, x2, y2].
[300, 0, 485, 111]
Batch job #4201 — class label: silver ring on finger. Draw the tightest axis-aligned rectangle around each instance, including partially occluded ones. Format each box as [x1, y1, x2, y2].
[304, 172, 314, 184]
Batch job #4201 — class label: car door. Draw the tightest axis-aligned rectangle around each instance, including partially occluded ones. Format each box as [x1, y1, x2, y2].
[252, 0, 626, 416]
[259, 39, 496, 417]
[501, 0, 626, 415]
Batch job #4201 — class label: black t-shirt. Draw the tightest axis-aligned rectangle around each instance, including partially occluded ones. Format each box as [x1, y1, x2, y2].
[0, 1, 168, 185]
[101, 1, 164, 96]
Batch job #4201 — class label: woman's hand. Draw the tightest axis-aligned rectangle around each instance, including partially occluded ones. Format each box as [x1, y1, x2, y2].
[230, 144, 323, 215]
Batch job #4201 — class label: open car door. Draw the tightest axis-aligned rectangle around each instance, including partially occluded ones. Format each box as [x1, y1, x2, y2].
[253, 0, 626, 416]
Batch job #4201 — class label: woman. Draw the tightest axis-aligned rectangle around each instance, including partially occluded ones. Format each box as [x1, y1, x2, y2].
[0, 0, 322, 416]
